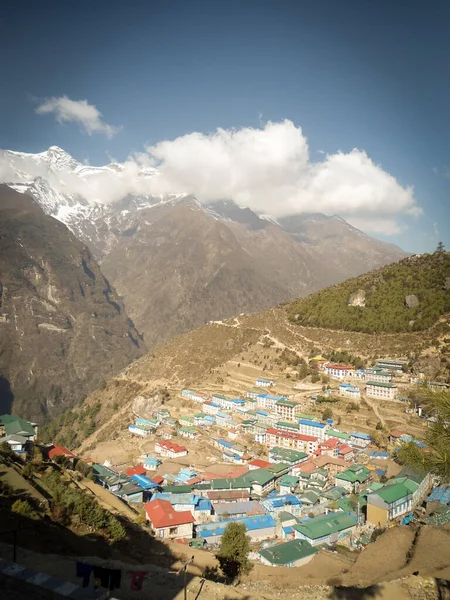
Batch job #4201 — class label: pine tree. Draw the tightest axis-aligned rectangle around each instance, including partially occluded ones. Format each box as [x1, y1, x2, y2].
[436, 241, 445, 253]
[216, 522, 252, 582]
[398, 390, 450, 482]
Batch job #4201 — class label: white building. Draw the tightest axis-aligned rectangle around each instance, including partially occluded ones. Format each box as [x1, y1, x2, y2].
[365, 381, 398, 400]
[181, 389, 208, 403]
[256, 378, 275, 388]
[324, 365, 354, 380]
[298, 419, 329, 441]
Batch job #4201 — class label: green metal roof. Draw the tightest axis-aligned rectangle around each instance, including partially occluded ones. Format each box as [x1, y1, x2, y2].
[266, 462, 290, 475]
[374, 483, 411, 504]
[269, 447, 307, 462]
[259, 539, 318, 566]
[294, 512, 357, 540]
[163, 484, 195, 493]
[327, 430, 351, 440]
[276, 400, 297, 408]
[366, 381, 397, 388]
[179, 426, 198, 434]
[4, 418, 35, 437]
[275, 421, 299, 430]
[279, 475, 299, 487]
[336, 466, 371, 484]
[238, 468, 276, 487]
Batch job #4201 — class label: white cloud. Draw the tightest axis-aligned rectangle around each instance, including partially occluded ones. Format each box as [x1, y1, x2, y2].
[35, 96, 119, 138]
[0, 120, 421, 236]
[143, 120, 421, 235]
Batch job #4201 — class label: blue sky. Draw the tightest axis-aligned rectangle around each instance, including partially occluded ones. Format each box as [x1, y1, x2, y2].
[1, 0, 449, 252]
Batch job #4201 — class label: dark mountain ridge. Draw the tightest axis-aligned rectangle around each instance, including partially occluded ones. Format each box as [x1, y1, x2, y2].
[0, 185, 145, 422]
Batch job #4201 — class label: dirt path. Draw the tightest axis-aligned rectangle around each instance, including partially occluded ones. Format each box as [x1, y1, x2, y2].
[364, 396, 386, 427]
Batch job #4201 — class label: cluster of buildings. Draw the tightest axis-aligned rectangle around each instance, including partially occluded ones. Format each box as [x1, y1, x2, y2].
[316, 358, 405, 400]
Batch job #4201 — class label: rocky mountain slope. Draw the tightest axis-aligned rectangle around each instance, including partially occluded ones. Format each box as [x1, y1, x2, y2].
[1, 146, 408, 346]
[0, 185, 145, 422]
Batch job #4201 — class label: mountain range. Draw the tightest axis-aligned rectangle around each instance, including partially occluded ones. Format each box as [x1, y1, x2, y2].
[2, 146, 407, 349]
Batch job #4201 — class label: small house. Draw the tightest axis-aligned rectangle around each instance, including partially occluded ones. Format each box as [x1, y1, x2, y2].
[259, 539, 318, 567]
[145, 499, 194, 539]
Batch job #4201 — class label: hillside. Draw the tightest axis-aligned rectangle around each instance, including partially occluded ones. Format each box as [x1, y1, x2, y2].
[46, 274, 449, 453]
[288, 252, 450, 333]
[0, 185, 145, 422]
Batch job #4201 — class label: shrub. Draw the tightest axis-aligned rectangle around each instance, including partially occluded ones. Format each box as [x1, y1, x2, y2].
[12, 499, 39, 520]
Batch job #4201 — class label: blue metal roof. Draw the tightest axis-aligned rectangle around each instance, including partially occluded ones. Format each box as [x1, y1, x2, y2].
[257, 394, 286, 401]
[426, 486, 450, 505]
[217, 439, 233, 448]
[299, 419, 326, 428]
[197, 514, 276, 538]
[262, 494, 302, 510]
[131, 474, 159, 489]
[351, 431, 371, 440]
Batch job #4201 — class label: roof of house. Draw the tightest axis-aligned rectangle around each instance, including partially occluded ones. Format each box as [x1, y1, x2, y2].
[299, 419, 326, 428]
[270, 447, 308, 462]
[213, 501, 265, 517]
[1, 434, 28, 445]
[266, 428, 318, 443]
[278, 510, 301, 524]
[125, 465, 147, 477]
[366, 381, 397, 389]
[326, 365, 354, 370]
[390, 429, 405, 438]
[371, 483, 412, 504]
[4, 418, 36, 437]
[312, 455, 349, 469]
[259, 539, 318, 566]
[144, 499, 194, 529]
[263, 494, 302, 510]
[238, 468, 276, 487]
[115, 483, 143, 497]
[327, 430, 351, 440]
[48, 445, 77, 460]
[267, 462, 290, 475]
[336, 465, 371, 483]
[152, 475, 165, 485]
[206, 490, 251, 501]
[279, 475, 299, 487]
[294, 512, 357, 540]
[321, 486, 348, 501]
[196, 514, 276, 538]
[248, 459, 271, 469]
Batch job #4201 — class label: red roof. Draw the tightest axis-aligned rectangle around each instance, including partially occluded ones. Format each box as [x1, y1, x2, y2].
[390, 429, 404, 438]
[144, 499, 194, 529]
[326, 365, 354, 370]
[320, 439, 339, 449]
[266, 428, 318, 443]
[48, 445, 76, 460]
[338, 444, 353, 454]
[156, 440, 187, 453]
[151, 475, 164, 485]
[125, 465, 147, 477]
[248, 459, 271, 468]
[226, 466, 249, 478]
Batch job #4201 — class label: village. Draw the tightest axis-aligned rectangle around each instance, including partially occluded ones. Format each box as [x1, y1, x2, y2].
[1, 355, 449, 572]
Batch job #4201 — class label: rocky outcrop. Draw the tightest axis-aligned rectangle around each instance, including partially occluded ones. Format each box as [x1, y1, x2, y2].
[348, 289, 366, 307]
[405, 294, 419, 308]
[0, 186, 145, 422]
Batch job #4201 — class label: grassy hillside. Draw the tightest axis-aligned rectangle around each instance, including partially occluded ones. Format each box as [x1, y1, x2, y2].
[288, 251, 450, 333]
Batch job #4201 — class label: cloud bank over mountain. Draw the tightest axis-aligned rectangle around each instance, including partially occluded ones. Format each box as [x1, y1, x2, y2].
[0, 120, 420, 235]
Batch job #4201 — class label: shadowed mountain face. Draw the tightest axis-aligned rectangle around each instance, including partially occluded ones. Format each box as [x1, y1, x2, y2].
[0, 186, 145, 422]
